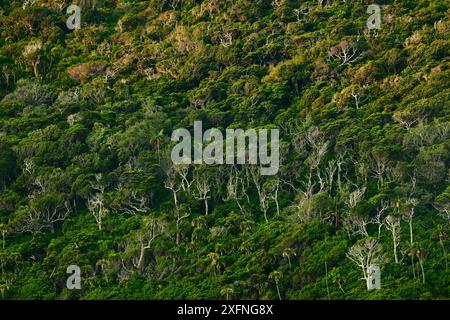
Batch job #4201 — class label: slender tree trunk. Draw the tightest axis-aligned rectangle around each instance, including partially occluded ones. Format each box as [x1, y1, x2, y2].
[393, 234, 399, 263]
[419, 260, 425, 284]
[361, 266, 368, 290]
[366, 277, 371, 291]
[32, 61, 40, 79]
[176, 219, 180, 246]
[275, 281, 281, 300]
[173, 190, 180, 246]
[338, 282, 345, 293]
[236, 199, 244, 212]
[274, 189, 280, 216]
[137, 245, 145, 270]
[409, 218, 414, 245]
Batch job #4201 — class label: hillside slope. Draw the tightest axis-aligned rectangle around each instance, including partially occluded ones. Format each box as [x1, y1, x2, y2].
[0, 0, 449, 299]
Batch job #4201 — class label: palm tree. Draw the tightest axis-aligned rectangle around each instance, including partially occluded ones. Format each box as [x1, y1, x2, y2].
[207, 252, 221, 276]
[405, 247, 418, 280]
[269, 271, 282, 300]
[220, 287, 234, 300]
[282, 248, 296, 270]
[332, 274, 346, 294]
[416, 249, 426, 284]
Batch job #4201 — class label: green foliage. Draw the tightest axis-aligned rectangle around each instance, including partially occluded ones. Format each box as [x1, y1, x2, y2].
[0, 0, 448, 300]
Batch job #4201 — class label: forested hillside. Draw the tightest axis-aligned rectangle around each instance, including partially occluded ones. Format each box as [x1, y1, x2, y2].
[0, 0, 449, 300]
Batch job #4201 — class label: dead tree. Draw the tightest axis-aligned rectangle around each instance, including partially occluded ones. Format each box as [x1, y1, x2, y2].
[134, 218, 165, 270]
[370, 200, 389, 239]
[385, 214, 401, 263]
[225, 166, 248, 212]
[193, 169, 211, 216]
[416, 249, 426, 284]
[325, 160, 337, 194]
[22, 198, 72, 233]
[328, 41, 360, 66]
[111, 187, 149, 215]
[343, 214, 370, 238]
[346, 238, 385, 290]
[164, 166, 189, 246]
[403, 198, 418, 245]
[268, 179, 281, 217]
[250, 167, 271, 223]
[88, 193, 108, 231]
[345, 186, 366, 210]
[369, 150, 389, 189]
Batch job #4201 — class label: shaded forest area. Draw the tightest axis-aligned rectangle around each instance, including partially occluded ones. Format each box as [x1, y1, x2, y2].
[0, 0, 449, 299]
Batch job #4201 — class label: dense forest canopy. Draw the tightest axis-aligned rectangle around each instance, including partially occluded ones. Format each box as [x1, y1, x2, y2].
[0, 0, 449, 299]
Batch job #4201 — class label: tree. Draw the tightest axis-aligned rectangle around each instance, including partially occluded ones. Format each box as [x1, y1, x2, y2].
[0, 251, 20, 298]
[220, 287, 234, 300]
[345, 187, 366, 210]
[385, 213, 401, 263]
[17, 194, 72, 233]
[434, 187, 450, 224]
[207, 252, 221, 276]
[87, 173, 109, 231]
[282, 248, 296, 270]
[134, 217, 165, 271]
[193, 168, 211, 216]
[22, 40, 44, 79]
[370, 201, 388, 239]
[3, 80, 54, 106]
[250, 166, 271, 222]
[88, 193, 108, 231]
[269, 271, 282, 300]
[109, 187, 149, 215]
[329, 267, 346, 294]
[333, 85, 369, 110]
[164, 164, 190, 245]
[225, 166, 248, 212]
[402, 198, 418, 245]
[346, 238, 385, 290]
[393, 109, 423, 129]
[416, 249, 426, 284]
[369, 150, 390, 189]
[343, 213, 370, 238]
[268, 179, 281, 217]
[328, 41, 360, 66]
